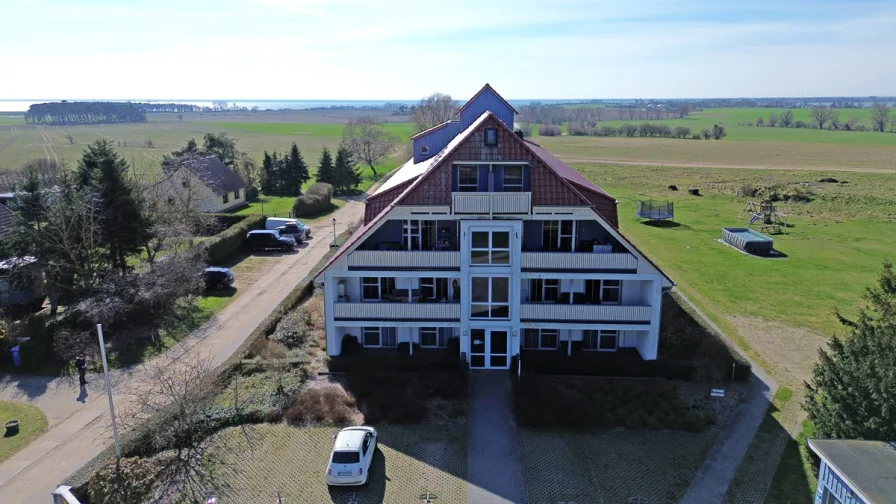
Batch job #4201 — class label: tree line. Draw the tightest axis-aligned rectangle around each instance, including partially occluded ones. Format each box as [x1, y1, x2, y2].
[260, 144, 310, 196]
[25, 102, 147, 125]
[547, 122, 726, 140]
[752, 103, 893, 132]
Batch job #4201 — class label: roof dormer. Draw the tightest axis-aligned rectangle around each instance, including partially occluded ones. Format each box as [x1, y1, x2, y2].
[457, 83, 517, 130]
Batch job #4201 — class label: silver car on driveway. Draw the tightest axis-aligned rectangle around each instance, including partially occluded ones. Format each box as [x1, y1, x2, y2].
[325, 426, 377, 486]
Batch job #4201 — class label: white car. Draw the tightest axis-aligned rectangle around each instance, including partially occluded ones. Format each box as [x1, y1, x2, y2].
[325, 426, 377, 486]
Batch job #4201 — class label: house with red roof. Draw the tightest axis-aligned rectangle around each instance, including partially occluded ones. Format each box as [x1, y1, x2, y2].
[315, 84, 673, 369]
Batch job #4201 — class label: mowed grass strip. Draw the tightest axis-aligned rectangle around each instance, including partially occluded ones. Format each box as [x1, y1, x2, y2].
[0, 401, 48, 464]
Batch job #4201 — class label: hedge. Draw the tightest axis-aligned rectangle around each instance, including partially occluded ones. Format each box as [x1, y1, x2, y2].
[293, 183, 333, 217]
[203, 214, 266, 264]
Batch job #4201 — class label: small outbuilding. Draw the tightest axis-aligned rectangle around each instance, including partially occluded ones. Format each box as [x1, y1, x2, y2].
[808, 438, 896, 504]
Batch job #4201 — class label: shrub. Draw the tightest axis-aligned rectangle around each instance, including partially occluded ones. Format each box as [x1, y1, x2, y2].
[691, 133, 702, 140]
[363, 386, 428, 425]
[701, 128, 712, 140]
[595, 125, 617, 137]
[269, 309, 312, 349]
[204, 214, 266, 264]
[620, 123, 638, 137]
[293, 182, 333, 217]
[89, 457, 158, 504]
[567, 122, 592, 136]
[538, 124, 562, 136]
[738, 184, 760, 198]
[673, 126, 692, 139]
[285, 386, 355, 425]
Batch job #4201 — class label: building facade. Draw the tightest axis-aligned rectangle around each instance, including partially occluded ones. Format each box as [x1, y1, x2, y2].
[808, 439, 896, 504]
[315, 84, 673, 370]
[152, 156, 247, 213]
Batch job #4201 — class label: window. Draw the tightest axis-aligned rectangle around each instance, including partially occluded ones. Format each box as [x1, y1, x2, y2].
[234, 189, 241, 200]
[181, 179, 189, 189]
[420, 145, 430, 154]
[166, 196, 175, 205]
[471, 276, 510, 318]
[528, 278, 560, 303]
[584, 330, 619, 351]
[484, 128, 498, 146]
[471, 230, 511, 265]
[458, 165, 479, 192]
[523, 329, 559, 349]
[362, 327, 396, 347]
[584, 279, 622, 304]
[361, 434, 372, 455]
[361, 277, 395, 301]
[503, 166, 523, 192]
[223, 193, 229, 204]
[542, 220, 573, 252]
[402, 220, 436, 251]
[420, 327, 450, 348]
[420, 277, 449, 301]
[332, 451, 360, 464]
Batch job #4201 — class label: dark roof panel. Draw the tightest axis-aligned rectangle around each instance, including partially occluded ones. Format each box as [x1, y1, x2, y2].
[181, 156, 246, 196]
[809, 439, 896, 503]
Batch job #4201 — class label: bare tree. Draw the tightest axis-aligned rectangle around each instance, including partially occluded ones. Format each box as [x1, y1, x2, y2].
[767, 112, 778, 127]
[177, 114, 184, 122]
[676, 104, 691, 119]
[594, 107, 602, 122]
[120, 354, 254, 502]
[144, 137, 154, 149]
[411, 93, 457, 133]
[65, 133, 76, 144]
[870, 102, 891, 132]
[811, 105, 834, 130]
[615, 108, 625, 120]
[712, 124, 726, 140]
[780, 109, 794, 128]
[756, 117, 765, 127]
[626, 105, 636, 121]
[342, 116, 399, 176]
[829, 111, 841, 131]
[842, 117, 859, 131]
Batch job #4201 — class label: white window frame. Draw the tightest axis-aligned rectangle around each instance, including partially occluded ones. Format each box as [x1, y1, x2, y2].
[362, 327, 396, 347]
[419, 327, 449, 348]
[542, 220, 574, 252]
[601, 279, 621, 305]
[503, 165, 523, 192]
[528, 278, 560, 303]
[471, 230, 511, 266]
[458, 165, 479, 192]
[584, 330, 619, 352]
[523, 328, 559, 350]
[234, 189, 241, 200]
[223, 192, 229, 204]
[471, 276, 510, 319]
[420, 277, 449, 302]
[361, 277, 395, 301]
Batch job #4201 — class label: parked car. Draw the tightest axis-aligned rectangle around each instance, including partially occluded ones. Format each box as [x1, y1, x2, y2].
[266, 218, 306, 241]
[325, 426, 377, 486]
[246, 230, 296, 252]
[204, 267, 234, 291]
[293, 219, 312, 238]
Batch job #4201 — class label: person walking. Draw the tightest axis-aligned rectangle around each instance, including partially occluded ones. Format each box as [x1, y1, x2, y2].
[75, 354, 88, 385]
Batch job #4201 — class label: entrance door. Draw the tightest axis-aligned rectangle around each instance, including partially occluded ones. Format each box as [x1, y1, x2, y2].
[469, 328, 510, 369]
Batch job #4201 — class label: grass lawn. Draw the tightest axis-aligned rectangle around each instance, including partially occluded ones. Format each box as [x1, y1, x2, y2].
[581, 164, 896, 383]
[0, 401, 48, 464]
[210, 423, 467, 503]
[203, 121, 415, 142]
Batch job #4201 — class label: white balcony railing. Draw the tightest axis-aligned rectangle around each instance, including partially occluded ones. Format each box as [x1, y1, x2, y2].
[333, 302, 461, 320]
[521, 252, 637, 270]
[520, 304, 651, 323]
[452, 192, 531, 214]
[347, 250, 460, 269]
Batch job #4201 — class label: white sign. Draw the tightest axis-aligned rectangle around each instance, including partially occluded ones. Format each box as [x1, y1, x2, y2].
[711, 389, 725, 398]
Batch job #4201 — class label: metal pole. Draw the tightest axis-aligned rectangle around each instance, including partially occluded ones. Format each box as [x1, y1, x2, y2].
[332, 218, 337, 247]
[97, 324, 121, 461]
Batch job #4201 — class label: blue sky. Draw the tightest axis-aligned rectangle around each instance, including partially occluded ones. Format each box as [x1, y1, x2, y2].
[3, 0, 895, 100]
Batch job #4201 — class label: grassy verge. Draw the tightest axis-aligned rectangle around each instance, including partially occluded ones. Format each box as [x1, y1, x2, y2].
[0, 401, 48, 464]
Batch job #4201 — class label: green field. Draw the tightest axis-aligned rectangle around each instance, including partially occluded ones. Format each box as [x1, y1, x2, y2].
[0, 401, 48, 464]
[581, 163, 896, 384]
[203, 120, 414, 141]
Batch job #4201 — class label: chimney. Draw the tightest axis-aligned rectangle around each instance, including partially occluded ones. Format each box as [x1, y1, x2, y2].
[514, 129, 525, 140]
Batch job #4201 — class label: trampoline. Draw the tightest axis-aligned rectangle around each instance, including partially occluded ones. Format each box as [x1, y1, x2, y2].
[636, 200, 674, 221]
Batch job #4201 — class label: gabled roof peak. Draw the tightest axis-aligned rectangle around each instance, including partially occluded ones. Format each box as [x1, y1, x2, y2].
[457, 83, 519, 115]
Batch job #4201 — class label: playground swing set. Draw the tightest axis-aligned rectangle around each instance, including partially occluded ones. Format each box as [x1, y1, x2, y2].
[739, 200, 787, 234]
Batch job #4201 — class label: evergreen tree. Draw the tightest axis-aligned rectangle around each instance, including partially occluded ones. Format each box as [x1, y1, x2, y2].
[77, 139, 151, 273]
[333, 143, 362, 194]
[804, 260, 896, 440]
[261, 151, 274, 193]
[316, 147, 335, 185]
[270, 151, 282, 193]
[282, 143, 309, 195]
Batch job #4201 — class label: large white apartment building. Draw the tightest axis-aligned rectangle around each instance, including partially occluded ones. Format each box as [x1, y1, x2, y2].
[315, 84, 673, 370]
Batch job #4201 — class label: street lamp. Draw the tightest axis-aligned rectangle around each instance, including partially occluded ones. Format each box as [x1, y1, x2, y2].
[331, 218, 337, 248]
[96, 324, 121, 461]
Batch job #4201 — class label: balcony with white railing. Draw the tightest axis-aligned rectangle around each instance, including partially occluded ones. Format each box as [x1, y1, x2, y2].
[521, 251, 637, 270]
[333, 302, 461, 321]
[452, 192, 531, 214]
[346, 250, 460, 269]
[520, 303, 651, 323]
